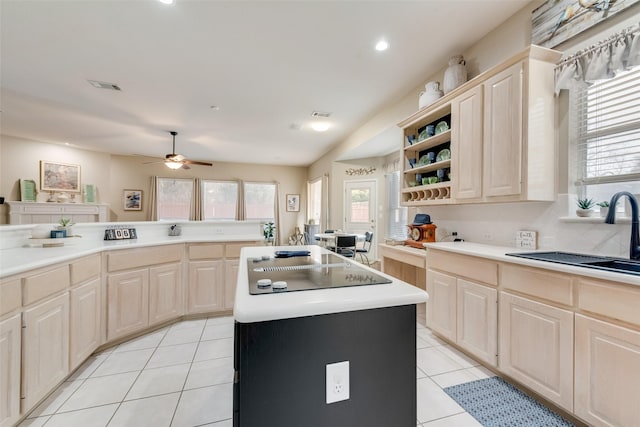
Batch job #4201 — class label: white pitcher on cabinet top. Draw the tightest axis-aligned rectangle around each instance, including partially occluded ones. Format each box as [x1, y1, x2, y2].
[418, 81, 443, 109]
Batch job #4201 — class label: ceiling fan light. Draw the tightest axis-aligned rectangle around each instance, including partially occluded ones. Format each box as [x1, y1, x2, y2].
[165, 161, 182, 170]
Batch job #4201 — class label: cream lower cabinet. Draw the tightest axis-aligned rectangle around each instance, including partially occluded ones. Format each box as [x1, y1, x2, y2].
[426, 270, 457, 342]
[22, 293, 70, 412]
[149, 263, 183, 326]
[0, 314, 21, 427]
[188, 260, 224, 314]
[575, 314, 640, 427]
[107, 269, 149, 341]
[69, 278, 101, 370]
[499, 291, 573, 412]
[426, 270, 497, 366]
[224, 259, 240, 310]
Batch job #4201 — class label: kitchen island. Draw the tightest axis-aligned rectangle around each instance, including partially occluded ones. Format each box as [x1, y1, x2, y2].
[233, 245, 428, 427]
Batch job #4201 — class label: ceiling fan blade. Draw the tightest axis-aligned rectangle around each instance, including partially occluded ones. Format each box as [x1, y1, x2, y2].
[182, 160, 213, 166]
[181, 164, 191, 170]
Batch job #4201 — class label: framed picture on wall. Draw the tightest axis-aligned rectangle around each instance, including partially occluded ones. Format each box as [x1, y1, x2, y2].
[40, 161, 81, 192]
[123, 189, 142, 211]
[286, 194, 300, 212]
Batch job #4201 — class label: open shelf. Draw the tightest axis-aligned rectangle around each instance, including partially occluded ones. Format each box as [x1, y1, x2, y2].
[404, 130, 451, 153]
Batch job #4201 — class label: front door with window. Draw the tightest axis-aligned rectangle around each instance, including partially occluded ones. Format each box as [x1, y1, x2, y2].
[344, 180, 376, 262]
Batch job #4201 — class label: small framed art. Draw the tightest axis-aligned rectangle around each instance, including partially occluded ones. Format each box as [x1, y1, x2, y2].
[286, 194, 300, 212]
[123, 189, 142, 211]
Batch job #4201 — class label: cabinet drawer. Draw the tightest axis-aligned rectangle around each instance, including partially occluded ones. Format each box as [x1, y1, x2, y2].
[0, 278, 21, 316]
[70, 254, 101, 285]
[428, 250, 497, 286]
[108, 245, 183, 272]
[577, 277, 640, 327]
[23, 265, 70, 306]
[500, 263, 572, 306]
[225, 243, 247, 259]
[189, 244, 224, 260]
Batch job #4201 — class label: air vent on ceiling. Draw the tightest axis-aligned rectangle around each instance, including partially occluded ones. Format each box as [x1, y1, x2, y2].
[87, 80, 122, 91]
[311, 111, 331, 118]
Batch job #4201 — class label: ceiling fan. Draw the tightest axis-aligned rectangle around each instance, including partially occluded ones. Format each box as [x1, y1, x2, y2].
[147, 131, 213, 170]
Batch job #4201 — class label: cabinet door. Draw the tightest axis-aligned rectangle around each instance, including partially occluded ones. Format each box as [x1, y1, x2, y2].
[188, 260, 224, 314]
[224, 259, 240, 310]
[70, 278, 101, 370]
[483, 62, 523, 198]
[426, 270, 457, 342]
[107, 269, 149, 341]
[0, 314, 21, 427]
[499, 292, 573, 411]
[149, 263, 183, 326]
[22, 293, 70, 412]
[456, 279, 497, 366]
[452, 85, 484, 200]
[575, 314, 640, 427]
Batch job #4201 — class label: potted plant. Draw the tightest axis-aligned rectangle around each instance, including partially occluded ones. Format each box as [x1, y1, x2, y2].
[263, 221, 276, 244]
[597, 201, 610, 218]
[576, 198, 595, 217]
[57, 218, 75, 236]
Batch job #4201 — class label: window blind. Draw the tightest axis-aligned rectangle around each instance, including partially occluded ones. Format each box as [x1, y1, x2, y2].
[575, 66, 640, 187]
[386, 171, 407, 240]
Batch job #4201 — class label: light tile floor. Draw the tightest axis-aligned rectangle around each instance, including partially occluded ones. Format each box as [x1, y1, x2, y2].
[19, 311, 494, 427]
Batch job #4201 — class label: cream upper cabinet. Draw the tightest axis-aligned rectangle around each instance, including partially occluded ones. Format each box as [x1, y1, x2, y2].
[456, 279, 497, 366]
[107, 269, 149, 341]
[0, 314, 21, 427]
[69, 278, 101, 370]
[575, 314, 640, 427]
[499, 291, 574, 412]
[452, 84, 483, 200]
[398, 45, 560, 205]
[22, 293, 70, 412]
[483, 62, 523, 198]
[426, 270, 457, 342]
[149, 263, 183, 326]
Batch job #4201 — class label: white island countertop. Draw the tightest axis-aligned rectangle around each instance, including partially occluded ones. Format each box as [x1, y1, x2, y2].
[234, 245, 429, 323]
[424, 241, 640, 287]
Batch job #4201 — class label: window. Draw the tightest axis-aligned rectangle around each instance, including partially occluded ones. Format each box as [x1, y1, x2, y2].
[387, 171, 407, 240]
[202, 180, 238, 220]
[244, 182, 276, 221]
[307, 178, 322, 225]
[574, 65, 640, 203]
[157, 178, 193, 220]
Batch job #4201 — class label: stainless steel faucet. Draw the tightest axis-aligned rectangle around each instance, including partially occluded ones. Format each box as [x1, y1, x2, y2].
[605, 191, 640, 260]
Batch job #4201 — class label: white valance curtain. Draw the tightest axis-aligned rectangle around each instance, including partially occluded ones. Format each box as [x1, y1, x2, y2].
[555, 23, 640, 94]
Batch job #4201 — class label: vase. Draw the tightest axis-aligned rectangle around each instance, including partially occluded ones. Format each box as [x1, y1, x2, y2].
[418, 81, 443, 109]
[600, 206, 609, 217]
[443, 55, 467, 94]
[576, 208, 593, 217]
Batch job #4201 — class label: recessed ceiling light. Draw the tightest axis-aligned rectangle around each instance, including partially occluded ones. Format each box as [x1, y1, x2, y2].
[375, 40, 389, 51]
[210, 105, 220, 111]
[87, 80, 121, 91]
[157, 0, 175, 4]
[311, 121, 330, 132]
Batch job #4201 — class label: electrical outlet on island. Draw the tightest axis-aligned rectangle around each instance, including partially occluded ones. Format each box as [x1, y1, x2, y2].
[326, 361, 350, 404]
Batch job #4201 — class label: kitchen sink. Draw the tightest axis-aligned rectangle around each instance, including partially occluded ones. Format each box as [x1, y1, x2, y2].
[506, 251, 640, 276]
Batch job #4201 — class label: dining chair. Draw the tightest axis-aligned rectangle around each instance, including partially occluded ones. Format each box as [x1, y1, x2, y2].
[356, 231, 373, 265]
[334, 235, 357, 259]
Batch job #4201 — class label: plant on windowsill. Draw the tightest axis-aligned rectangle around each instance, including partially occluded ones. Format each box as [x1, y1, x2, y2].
[263, 221, 276, 244]
[576, 198, 595, 217]
[597, 201, 610, 218]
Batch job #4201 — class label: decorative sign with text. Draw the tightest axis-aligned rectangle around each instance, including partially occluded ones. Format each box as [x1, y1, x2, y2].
[104, 226, 137, 241]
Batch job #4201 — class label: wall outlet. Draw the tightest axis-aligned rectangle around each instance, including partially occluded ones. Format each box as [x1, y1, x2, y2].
[326, 361, 350, 404]
[483, 232, 493, 241]
[516, 230, 537, 249]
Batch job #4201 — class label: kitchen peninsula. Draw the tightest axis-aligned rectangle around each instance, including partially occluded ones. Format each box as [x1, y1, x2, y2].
[233, 245, 428, 427]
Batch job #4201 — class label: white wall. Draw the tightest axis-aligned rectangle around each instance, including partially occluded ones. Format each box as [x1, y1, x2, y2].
[309, 0, 640, 258]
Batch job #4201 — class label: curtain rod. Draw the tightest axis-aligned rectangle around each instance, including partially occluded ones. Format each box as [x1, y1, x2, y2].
[556, 22, 640, 68]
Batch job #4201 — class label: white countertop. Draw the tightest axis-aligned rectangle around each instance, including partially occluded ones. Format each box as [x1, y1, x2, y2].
[0, 221, 264, 278]
[424, 241, 640, 287]
[233, 246, 429, 323]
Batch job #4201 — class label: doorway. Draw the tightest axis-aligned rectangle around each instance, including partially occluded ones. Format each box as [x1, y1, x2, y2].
[344, 179, 377, 261]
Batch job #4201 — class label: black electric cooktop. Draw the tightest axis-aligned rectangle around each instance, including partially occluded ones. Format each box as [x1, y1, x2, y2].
[247, 252, 391, 295]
